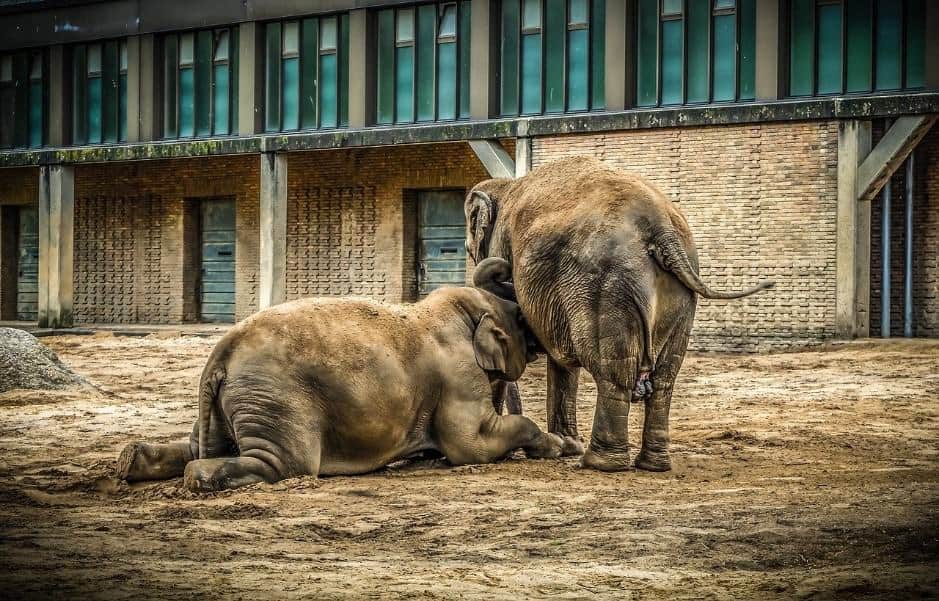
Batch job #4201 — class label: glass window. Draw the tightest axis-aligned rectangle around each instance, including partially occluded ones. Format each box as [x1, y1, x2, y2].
[662, 0, 683, 17]
[214, 29, 230, 62]
[439, 3, 457, 38]
[397, 8, 415, 43]
[213, 29, 230, 135]
[180, 33, 194, 66]
[320, 16, 337, 51]
[0, 56, 11, 81]
[569, 0, 588, 25]
[714, 0, 736, 8]
[522, 0, 542, 30]
[87, 45, 102, 74]
[283, 22, 299, 56]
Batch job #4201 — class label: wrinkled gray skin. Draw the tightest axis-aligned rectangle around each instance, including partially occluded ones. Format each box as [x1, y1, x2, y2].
[118, 285, 581, 492]
[467, 157, 773, 472]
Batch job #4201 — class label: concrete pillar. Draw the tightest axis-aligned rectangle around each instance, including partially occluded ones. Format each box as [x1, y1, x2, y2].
[38, 165, 75, 328]
[47, 45, 66, 147]
[125, 35, 141, 142]
[836, 120, 872, 338]
[259, 152, 287, 310]
[515, 119, 531, 178]
[927, 1, 939, 91]
[348, 9, 373, 127]
[470, 0, 494, 120]
[604, 0, 628, 110]
[238, 22, 265, 136]
[138, 34, 157, 141]
[755, 0, 781, 101]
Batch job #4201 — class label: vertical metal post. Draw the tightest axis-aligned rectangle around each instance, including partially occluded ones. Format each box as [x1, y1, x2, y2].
[903, 154, 914, 338]
[881, 177, 891, 338]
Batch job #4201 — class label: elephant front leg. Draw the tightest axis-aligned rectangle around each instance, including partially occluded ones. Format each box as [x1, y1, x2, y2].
[118, 440, 194, 482]
[547, 357, 580, 444]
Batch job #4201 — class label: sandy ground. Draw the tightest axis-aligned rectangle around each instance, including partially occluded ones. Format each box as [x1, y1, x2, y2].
[0, 333, 937, 600]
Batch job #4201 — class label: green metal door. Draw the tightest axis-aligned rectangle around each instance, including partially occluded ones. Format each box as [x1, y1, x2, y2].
[418, 190, 466, 297]
[200, 198, 236, 323]
[16, 206, 38, 321]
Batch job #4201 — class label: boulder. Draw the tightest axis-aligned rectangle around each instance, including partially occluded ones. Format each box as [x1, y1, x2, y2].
[0, 328, 89, 393]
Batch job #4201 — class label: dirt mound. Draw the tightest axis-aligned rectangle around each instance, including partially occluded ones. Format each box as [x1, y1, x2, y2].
[0, 328, 91, 393]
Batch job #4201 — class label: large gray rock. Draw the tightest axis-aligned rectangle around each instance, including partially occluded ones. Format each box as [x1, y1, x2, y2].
[0, 328, 89, 393]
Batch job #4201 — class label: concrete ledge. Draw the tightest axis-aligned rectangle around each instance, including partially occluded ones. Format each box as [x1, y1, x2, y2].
[1, 93, 936, 168]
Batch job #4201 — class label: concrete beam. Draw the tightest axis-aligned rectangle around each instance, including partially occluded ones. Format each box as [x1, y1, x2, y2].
[468, 139, 515, 179]
[755, 0, 781, 101]
[604, 0, 627, 110]
[238, 22, 264, 136]
[125, 36, 141, 142]
[469, 0, 494, 120]
[347, 9, 372, 128]
[856, 115, 937, 203]
[259, 152, 287, 310]
[836, 120, 872, 338]
[47, 45, 66, 147]
[38, 164, 74, 328]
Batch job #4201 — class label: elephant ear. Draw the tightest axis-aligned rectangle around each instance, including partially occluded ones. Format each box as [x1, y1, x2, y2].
[473, 313, 512, 378]
[466, 190, 493, 262]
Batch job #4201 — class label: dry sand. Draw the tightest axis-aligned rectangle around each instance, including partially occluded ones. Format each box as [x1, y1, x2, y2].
[0, 333, 937, 599]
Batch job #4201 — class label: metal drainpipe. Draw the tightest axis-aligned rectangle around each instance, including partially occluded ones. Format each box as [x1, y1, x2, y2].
[904, 154, 914, 338]
[881, 175, 891, 339]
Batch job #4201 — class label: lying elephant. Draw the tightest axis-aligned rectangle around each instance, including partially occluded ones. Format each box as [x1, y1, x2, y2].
[466, 157, 773, 472]
[118, 272, 580, 492]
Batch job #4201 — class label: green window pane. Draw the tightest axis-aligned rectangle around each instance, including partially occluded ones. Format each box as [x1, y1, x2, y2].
[458, 0, 471, 118]
[712, 13, 736, 101]
[11, 53, 28, 147]
[816, 4, 842, 94]
[738, 0, 756, 100]
[567, 28, 588, 111]
[396, 45, 415, 123]
[686, 0, 709, 103]
[662, 0, 682, 16]
[28, 79, 41, 147]
[500, 0, 520, 116]
[523, 0, 542, 29]
[636, 0, 658, 106]
[301, 18, 318, 130]
[87, 77, 102, 143]
[377, 10, 395, 125]
[118, 73, 127, 141]
[905, 0, 925, 88]
[570, 0, 588, 25]
[320, 17, 337, 50]
[789, 0, 814, 96]
[439, 3, 457, 37]
[265, 23, 281, 132]
[845, 0, 872, 93]
[179, 67, 195, 136]
[438, 41, 457, 120]
[875, 0, 901, 90]
[102, 42, 118, 143]
[339, 14, 349, 126]
[213, 64, 230, 135]
[398, 8, 415, 42]
[163, 36, 178, 138]
[660, 19, 683, 105]
[590, 0, 605, 109]
[319, 53, 337, 128]
[72, 46, 87, 144]
[195, 30, 212, 136]
[521, 33, 542, 114]
[282, 56, 299, 130]
[231, 27, 240, 132]
[544, 0, 565, 113]
[715, 0, 735, 8]
[417, 4, 436, 121]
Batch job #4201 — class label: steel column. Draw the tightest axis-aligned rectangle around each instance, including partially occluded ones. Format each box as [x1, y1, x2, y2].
[881, 177, 891, 338]
[903, 155, 914, 338]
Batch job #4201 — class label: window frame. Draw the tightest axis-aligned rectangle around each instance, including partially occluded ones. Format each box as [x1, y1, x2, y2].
[0, 49, 46, 149]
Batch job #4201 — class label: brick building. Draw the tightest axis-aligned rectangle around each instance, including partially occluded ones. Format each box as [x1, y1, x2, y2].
[0, 0, 937, 351]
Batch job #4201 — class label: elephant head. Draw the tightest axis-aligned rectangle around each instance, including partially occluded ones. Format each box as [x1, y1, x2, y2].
[461, 288, 534, 382]
[464, 179, 513, 263]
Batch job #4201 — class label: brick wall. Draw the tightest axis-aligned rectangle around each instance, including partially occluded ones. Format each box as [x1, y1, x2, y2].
[532, 122, 840, 352]
[285, 143, 491, 303]
[871, 124, 939, 336]
[72, 156, 259, 324]
[0, 167, 38, 320]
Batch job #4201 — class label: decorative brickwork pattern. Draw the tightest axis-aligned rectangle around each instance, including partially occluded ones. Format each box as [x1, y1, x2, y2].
[533, 122, 840, 351]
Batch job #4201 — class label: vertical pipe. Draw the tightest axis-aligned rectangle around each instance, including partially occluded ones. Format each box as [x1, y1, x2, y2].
[881, 176, 891, 338]
[904, 154, 914, 337]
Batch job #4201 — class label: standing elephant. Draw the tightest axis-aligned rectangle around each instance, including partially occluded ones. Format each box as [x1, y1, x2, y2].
[117, 281, 579, 492]
[466, 157, 773, 472]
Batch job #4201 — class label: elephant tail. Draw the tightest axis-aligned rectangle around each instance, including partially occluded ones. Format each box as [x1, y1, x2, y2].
[197, 365, 226, 459]
[649, 230, 775, 300]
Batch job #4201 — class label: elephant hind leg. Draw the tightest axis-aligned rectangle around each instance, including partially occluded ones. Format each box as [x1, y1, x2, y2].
[118, 441, 193, 482]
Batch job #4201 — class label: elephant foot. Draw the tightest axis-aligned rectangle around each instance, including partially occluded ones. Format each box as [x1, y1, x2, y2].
[560, 436, 585, 457]
[116, 442, 142, 481]
[635, 449, 672, 472]
[579, 445, 631, 472]
[117, 440, 193, 483]
[632, 372, 653, 402]
[525, 433, 565, 459]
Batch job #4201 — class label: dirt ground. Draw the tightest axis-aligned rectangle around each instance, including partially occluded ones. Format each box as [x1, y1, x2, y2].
[0, 333, 937, 600]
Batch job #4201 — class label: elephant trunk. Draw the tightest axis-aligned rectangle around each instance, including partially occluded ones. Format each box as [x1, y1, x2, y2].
[473, 257, 517, 302]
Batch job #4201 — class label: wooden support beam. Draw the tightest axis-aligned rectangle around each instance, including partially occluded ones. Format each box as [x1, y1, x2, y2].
[468, 139, 515, 179]
[856, 115, 937, 203]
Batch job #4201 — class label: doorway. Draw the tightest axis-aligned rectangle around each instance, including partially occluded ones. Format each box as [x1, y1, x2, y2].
[199, 198, 235, 323]
[16, 206, 38, 321]
[417, 190, 467, 298]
